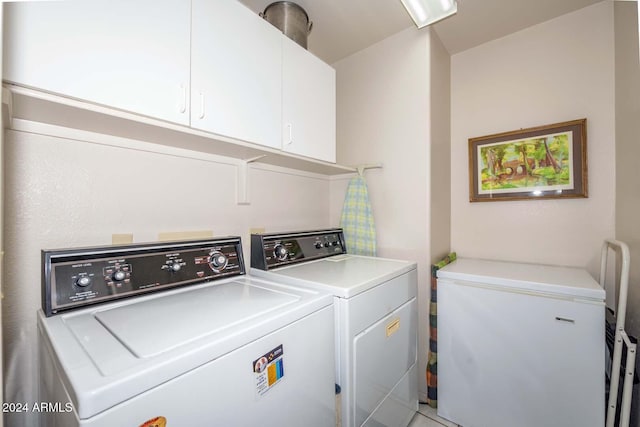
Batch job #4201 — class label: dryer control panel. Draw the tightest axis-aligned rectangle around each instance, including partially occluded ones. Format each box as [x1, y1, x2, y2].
[42, 237, 245, 316]
[251, 229, 346, 270]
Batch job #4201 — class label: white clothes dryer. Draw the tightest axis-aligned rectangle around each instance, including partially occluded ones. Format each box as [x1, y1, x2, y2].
[251, 229, 418, 427]
[39, 237, 336, 427]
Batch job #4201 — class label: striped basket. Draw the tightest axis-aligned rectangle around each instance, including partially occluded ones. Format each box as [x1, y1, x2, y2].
[426, 252, 457, 408]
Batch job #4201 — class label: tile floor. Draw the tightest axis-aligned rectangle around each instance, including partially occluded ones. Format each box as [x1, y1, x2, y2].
[409, 404, 459, 427]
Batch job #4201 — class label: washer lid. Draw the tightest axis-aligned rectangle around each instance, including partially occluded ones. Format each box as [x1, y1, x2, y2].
[252, 254, 416, 298]
[436, 258, 605, 301]
[39, 276, 332, 419]
[93, 280, 297, 358]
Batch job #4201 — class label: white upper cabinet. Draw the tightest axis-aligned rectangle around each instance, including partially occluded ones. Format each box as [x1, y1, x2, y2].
[3, 0, 337, 165]
[3, 1, 191, 125]
[282, 36, 336, 163]
[191, 0, 282, 149]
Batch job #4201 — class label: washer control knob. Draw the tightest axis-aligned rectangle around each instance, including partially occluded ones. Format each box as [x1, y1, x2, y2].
[273, 244, 288, 261]
[209, 252, 228, 271]
[315, 242, 323, 249]
[76, 276, 91, 287]
[112, 270, 126, 282]
[170, 262, 182, 272]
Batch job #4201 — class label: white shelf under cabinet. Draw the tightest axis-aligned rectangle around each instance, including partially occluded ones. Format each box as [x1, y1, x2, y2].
[3, 85, 355, 176]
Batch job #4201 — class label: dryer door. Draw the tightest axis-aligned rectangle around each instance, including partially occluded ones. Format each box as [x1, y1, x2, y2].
[353, 297, 417, 426]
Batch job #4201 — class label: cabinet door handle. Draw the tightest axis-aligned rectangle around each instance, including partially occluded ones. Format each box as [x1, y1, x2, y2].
[178, 84, 186, 114]
[199, 92, 205, 119]
[286, 123, 293, 146]
[555, 316, 575, 323]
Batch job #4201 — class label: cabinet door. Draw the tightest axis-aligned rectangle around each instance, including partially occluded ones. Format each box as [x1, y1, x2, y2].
[282, 36, 336, 163]
[191, 0, 282, 149]
[3, 1, 191, 125]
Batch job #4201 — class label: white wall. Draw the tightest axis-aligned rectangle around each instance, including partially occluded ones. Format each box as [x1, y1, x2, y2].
[333, 26, 430, 262]
[2, 125, 331, 427]
[332, 26, 451, 402]
[615, 0, 640, 339]
[429, 29, 451, 263]
[450, 2, 616, 278]
[614, 3, 640, 425]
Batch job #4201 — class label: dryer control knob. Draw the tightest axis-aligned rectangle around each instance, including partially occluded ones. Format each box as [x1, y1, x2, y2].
[170, 262, 182, 272]
[112, 270, 126, 282]
[273, 244, 288, 261]
[209, 252, 228, 271]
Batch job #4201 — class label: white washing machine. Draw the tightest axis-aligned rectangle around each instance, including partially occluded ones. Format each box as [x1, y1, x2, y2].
[251, 229, 418, 427]
[38, 237, 336, 427]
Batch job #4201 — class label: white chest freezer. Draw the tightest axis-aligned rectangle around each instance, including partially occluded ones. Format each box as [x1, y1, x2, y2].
[436, 258, 605, 427]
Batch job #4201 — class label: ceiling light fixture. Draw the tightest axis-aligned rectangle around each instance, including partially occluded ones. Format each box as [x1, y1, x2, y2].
[400, 0, 458, 28]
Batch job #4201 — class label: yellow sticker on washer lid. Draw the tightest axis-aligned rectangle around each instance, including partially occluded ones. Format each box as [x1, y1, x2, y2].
[386, 318, 400, 337]
[139, 416, 167, 427]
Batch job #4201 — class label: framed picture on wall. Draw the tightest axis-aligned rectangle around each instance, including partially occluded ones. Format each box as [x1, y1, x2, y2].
[468, 118, 588, 202]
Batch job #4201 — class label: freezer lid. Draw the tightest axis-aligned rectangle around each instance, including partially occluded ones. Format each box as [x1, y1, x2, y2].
[252, 254, 416, 298]
[436, 258, 605, 300]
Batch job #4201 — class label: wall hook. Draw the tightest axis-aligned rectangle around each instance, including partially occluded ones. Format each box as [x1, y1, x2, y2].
[353, 163, 383, 176]
[237, 155, 268, 205]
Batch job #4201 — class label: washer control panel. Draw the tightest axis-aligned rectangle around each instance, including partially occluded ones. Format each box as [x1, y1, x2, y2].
[42, 237, 245, 316]
[251, 229, 346, 270]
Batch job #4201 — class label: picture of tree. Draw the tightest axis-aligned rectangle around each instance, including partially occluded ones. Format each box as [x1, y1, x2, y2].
[477, 131, 574, 194]
[468, 118, 587, 202]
